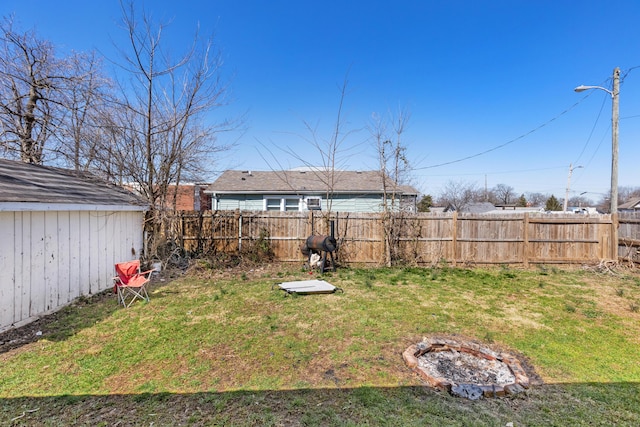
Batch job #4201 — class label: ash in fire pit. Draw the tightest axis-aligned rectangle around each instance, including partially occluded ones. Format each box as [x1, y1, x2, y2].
[403, 337, 530, 400]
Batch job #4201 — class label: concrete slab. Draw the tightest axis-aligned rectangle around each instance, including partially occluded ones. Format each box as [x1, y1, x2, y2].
[276, 279, 342, 294]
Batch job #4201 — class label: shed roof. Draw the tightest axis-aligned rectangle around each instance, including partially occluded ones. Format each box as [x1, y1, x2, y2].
[206, 170, 419, 195]
[0, 158, 148, 210]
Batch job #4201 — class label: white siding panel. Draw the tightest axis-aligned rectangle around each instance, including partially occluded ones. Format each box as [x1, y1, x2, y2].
[44, 212, 58, 312]
[1, 209, 145, 331]
[118, 212, 133, 260]
[91, 212, 108, 294]
[78, 212, 91, 296]
[0, 212, 16, 327]
[57, 211, 71, 305]
[30, 212, 46, 317]
[68, 211, 81, 300]
[17, 212, 30, 323]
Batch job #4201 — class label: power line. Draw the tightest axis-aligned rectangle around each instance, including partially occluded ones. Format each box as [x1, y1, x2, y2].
[414, 95, 591, 170]
[573, 92, 607, 166]
[415, 165, 566, 178]
[414, 65, 640, 172]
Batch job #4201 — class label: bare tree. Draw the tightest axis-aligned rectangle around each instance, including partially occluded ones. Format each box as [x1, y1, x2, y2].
[568, 195, 594, 207]
[438, 180, 480, 212]
[0, 17, 87, 164]
[109, 1, 233, 212]
[525, 192, 548, 207]
[293, 76, 355, 218]
[369, 107, 411, 266]
[79, 1, 235, 260]
[260, 75, 357, 232]
[618, 186, 640, 204]
[491, 183, 516, 205]
[54, 51, 113, 171]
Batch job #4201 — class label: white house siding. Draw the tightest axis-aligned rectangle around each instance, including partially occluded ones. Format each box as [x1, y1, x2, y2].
[0, 209, 144, 331]
[330, 194, 384, 213]
[214, 194, 387, 213]
[215, 195, 263, 211]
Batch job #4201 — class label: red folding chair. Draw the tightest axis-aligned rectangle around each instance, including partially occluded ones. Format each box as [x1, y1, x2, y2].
[113, 260, 155, 307]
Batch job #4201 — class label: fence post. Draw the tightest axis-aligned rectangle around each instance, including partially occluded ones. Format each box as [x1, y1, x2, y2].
[523, 213, 530, 268]
[452, 212, 458, 267]
[612, 212, 619, 261]
[235, 209, 242, 252]
[308, 210, 314, 237]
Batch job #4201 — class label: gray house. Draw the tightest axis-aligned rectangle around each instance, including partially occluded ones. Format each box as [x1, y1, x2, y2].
[0, 159, 148, 331]
[206, 169, 419, 213]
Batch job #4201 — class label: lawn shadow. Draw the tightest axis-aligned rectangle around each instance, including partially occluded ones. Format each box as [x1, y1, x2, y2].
[1, 383, 639, 426]
[0, 275, 177, 354]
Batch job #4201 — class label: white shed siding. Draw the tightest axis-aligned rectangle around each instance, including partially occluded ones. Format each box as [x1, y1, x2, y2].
[0, 212, 14, 329]
[0, 210, 144, 331]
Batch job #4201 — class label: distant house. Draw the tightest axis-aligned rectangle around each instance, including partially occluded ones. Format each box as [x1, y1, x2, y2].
[165, 183, 212, 211]
[444, 202, 496, 214]
[205, 170, 419, 213]
[619, 197, 640, 212]
[0, 159, 148, 332]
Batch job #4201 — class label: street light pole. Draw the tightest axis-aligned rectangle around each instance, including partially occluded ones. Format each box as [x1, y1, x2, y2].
[574, 66, 620, 214]
[563, 163, 583, 212]
[611, 67, 620, 215]
[574, 66, 620, 260]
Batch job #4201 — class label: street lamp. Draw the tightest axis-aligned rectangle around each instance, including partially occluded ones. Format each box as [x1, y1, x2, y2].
[574, 67, 620, 214]
[563, 163, 583, 212]
[575, 67, 620, 261]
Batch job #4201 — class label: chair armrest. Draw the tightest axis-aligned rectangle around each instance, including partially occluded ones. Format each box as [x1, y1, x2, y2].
[139, 269, 156, 277]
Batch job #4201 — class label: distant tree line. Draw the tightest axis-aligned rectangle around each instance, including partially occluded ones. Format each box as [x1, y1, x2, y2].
[417, 180, 640, 213]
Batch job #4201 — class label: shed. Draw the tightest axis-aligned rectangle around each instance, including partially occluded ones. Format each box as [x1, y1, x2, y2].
[0, 159, 149, 332]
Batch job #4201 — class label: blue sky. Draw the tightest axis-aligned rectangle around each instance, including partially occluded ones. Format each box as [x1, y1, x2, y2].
[3, 1, 640, 200]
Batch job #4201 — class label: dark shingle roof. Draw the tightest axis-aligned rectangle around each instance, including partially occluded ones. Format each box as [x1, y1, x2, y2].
[206, 170, 419, 195]
[0, 158, 147, 207]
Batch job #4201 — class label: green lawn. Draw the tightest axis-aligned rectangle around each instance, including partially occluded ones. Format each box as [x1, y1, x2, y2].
[1, 264, 639, 426]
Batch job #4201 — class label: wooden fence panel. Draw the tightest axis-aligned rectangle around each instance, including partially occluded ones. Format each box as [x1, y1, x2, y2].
[455, 214, 524, 265]
[332, 212, 383, 264]
[525, 214, 611, 264]
[163, 211, 240, 254]
[619, 212, 640, 263]
[239, 211, 308, 261]
[160, 210, 618, 266]
[396, 214, 454, 265]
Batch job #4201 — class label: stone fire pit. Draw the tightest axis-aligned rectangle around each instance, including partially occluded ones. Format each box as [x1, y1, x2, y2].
[403, 337, 530, 400]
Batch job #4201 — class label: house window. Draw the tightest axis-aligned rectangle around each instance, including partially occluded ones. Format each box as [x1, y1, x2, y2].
[285, 198, 300, 211]
[306, 197, 321, 210]
[265, 197, 301, 211]
[266, 198, 281, 211]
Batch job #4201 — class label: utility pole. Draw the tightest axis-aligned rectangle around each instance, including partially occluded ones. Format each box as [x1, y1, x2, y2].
[611, 66, 620, 261]
[573, 66, 620, 214]
[484, 174, 488, 202]
[563, 163, 583, 212]
[611, 67, 620, 215]
[574, 66, 621, 260]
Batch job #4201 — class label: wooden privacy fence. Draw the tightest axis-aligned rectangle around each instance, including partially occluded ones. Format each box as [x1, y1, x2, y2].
[619, 212, 640, 263]
[157, 210, 640, 266]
